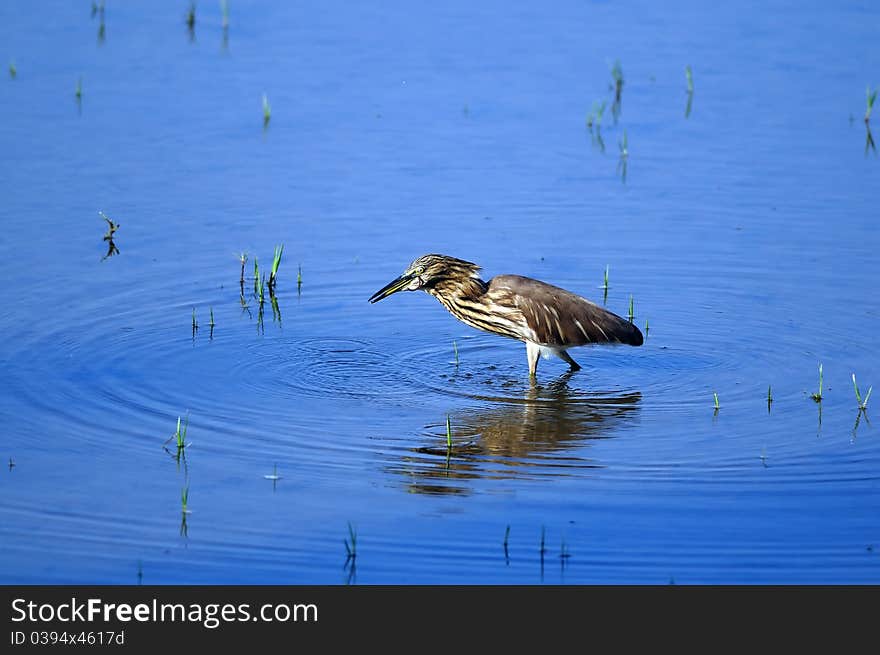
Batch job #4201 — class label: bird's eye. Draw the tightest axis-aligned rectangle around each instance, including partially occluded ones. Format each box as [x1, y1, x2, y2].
[416, 266, 425, 274]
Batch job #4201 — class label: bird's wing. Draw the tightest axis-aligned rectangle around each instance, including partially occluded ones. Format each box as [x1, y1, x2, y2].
[488, 275, 643, 347]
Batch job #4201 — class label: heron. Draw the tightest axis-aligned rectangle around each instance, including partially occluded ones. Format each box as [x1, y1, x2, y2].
[369, 254, 643, 377]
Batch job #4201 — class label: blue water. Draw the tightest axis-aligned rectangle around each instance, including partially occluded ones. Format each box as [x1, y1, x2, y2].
[0, 0, 878, 584]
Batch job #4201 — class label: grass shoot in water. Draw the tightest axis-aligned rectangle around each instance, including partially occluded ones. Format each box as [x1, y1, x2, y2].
[852, 373, 872, 411]
[811, 363, 823, 402]
[269, 243, 283, 288]
[866, 86, 877, 124]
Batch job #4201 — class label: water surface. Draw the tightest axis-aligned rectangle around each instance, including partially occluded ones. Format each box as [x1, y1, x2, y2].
[0, 0, 878, 584]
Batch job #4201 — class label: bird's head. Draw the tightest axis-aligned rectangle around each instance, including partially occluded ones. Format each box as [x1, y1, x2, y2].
[369, 254, 481, 303]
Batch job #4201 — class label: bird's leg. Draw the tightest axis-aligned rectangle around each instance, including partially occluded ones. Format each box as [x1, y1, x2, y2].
[526, 342, 541, 378]
[558, 350, 581, 371]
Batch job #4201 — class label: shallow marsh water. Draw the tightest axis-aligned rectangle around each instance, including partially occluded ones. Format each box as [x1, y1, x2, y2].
[0, 0, 878, 583]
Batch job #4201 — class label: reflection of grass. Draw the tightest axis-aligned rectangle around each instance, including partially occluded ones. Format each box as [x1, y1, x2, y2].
[852, 373, 872, 411]
[181, 485, 190, 513]
[453, 340, 459, 365]
[644, 319, 649, 340]
[713, 392, 720, 411]
[446, 415, 453, 451]
[767, 385, 773, 410]
[344, 522, 357, 560]
[192, 308, 198, 333]
[810, 363, 823, 402]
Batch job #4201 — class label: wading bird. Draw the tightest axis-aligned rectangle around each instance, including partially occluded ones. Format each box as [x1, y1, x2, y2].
[369, 254, 643, 377]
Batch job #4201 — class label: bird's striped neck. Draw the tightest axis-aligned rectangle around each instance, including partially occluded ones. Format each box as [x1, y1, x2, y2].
[427, 278, 523, 341]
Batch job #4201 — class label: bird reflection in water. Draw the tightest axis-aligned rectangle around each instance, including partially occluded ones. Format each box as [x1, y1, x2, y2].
[388, 371, 641, 496]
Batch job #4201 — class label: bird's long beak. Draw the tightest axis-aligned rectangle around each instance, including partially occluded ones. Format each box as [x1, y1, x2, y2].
[369, 273, 414, 303]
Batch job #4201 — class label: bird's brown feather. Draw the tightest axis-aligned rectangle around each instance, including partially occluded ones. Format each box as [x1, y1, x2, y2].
[488, 275, 643, 347]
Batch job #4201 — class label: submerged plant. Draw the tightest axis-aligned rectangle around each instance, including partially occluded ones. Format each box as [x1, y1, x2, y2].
[9, 61, 16, 79]
[811, 363, 823, 402]
[586, 100, 607, 129]
[221, 0, 230, 29]
[75, 76, 82, 100]
[610, 59, 624, 122]
[263, 463, 282, 481]
[560, 538, 571, 560]
[99, 210, 119, 237]
[610, 60, 624, 101]
[186, 2, 196, 31]
[262, 93, 271, 126]
[239, 252, 248, 284]
[253, 257, 260, 297]
[852, 373, 872, 411]
[685, 65, 694, 94]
